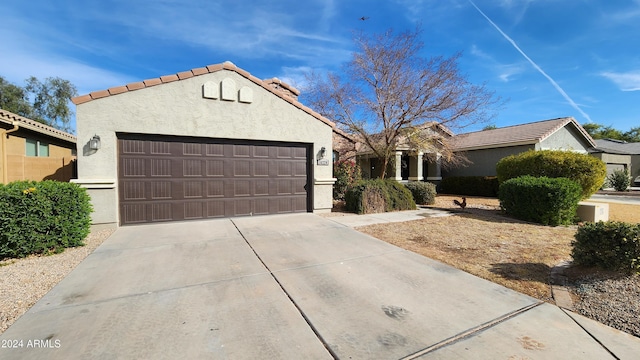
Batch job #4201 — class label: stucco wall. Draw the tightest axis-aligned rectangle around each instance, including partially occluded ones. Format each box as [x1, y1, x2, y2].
[540, 125, 591, 152]
[444, 145, 535, 177]
[2, 130, 75, 183]
[75, 70, 334, 224]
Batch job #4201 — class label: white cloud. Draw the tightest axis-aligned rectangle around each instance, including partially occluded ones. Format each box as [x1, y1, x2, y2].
[497, 64, 525, 82]
[601, 71, 640, 91]
[470, 45, 524, 82]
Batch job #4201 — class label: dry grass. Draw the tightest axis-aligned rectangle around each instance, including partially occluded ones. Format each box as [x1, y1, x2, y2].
[585, 201, 640, 223]
[358, 195, 639, 303]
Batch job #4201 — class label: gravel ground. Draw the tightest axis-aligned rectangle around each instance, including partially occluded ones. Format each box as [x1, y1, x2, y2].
[570, 273, 640, 338]
[0, 228, 115, 334]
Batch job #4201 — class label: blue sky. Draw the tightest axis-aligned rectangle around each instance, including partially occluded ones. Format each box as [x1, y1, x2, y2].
[1, 0, 639, 133]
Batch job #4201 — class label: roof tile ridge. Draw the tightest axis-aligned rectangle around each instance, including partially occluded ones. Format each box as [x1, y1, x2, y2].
[0, 108, 76, 140]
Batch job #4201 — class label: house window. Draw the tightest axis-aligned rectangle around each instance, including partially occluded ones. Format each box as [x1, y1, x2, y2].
[26, 139, 50, 157]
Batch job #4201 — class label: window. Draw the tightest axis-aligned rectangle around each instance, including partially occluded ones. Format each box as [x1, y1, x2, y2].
[26, 139, 49, 157]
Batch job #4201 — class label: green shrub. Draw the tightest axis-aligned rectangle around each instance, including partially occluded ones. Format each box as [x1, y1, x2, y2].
[607, 169, 631, 192]
[345, 179, 416, 214]
[405, 181, 437, 205]
[498, 176, 582, 225]
[333, 160, 362, 200]
[440, 176, 499, 197]
[496, 150, 606, 199]
[572, 221, 640, 273]
[0, 180, 93, 259]
[384, 180, 416, 211]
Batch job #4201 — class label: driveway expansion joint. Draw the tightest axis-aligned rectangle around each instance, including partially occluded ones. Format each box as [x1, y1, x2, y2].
[400, 301, 545, 359]
[230, 219, 339, 360]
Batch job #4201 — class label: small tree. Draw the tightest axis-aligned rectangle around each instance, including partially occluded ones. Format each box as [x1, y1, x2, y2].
[25, 77, 78, 132]
[333, 160, 362, 200]
[607, 169, 631, 192]
[305, 27, 501, 178]
[0, 75, 78, 132]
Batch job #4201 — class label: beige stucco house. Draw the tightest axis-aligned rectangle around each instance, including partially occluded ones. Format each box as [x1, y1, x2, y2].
[72, 61, 336, 226]
[0, 108, 76, 184]
[444, 117, 596, 177]
[590, 139, 640, 186]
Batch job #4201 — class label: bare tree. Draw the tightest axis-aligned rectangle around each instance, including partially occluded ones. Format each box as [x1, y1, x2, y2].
[304, 27, 501, 178]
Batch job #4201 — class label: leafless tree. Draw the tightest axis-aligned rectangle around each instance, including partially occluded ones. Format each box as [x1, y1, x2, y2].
[304, 27, 502, 178]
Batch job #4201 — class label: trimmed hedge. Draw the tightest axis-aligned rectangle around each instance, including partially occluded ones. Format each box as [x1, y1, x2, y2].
[498, 175, 582, 225]
[333, 160, 362, 200]
[572, 221, 640, 273]
[496, 150, 606, 199]
[0, 180, 93, 259]
[345, 179, 416, 214]
[439, 176, 499, 197]
[405, 181, 437, 205]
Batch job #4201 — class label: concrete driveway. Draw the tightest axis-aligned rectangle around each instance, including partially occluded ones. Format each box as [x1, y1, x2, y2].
[1, 213, 639, 359]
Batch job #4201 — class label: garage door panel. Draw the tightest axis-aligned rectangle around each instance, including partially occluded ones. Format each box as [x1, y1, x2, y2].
[183, 159, 203, 177]
[234, 160, 251, 177]
[183, 202, 204, 220]
[206, 159, 225, 177]
[119, 136, 310, 225]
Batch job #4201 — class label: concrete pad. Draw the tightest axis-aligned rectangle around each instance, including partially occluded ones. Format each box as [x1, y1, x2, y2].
[365, 210, 439, 223]
[97, 218, 242, 250]
[0, 275, 332, 360]
[231, 213, 345, 236]
[326, 209, 451, 227]
[327, 214, 397, 227]
[270, 250, 539, 359]
[31, 225, 267, 311]
[564, 309, 640, 360]
[421, 303, 616, 359]
[239, 226, 402, 271]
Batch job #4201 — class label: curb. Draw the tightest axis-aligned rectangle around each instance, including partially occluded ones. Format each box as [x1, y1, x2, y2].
[550, 260, 574, 310]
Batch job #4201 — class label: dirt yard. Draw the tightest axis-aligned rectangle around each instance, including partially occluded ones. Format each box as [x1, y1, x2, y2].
[358, 195, 640, 302]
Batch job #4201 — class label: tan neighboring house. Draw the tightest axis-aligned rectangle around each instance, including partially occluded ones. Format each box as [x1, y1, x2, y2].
[444, 117, 596, 177]
[589, 139, 640, 186]
[332, 127, 358, 163]
[72, 61, 337, 226]
[0, 108, 76, 184]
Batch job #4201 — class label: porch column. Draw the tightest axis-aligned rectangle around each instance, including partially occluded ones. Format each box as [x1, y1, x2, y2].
[426, 153, 442, 180]
[394, 151, 403, 180]
[409, 152, 424, 181]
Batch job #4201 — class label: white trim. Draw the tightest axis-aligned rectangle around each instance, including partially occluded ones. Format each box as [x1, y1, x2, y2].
[72, 179, 116, 189]
[314, 178, 337, 185]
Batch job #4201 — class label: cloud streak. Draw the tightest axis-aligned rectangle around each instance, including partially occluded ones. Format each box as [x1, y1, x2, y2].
[601, 71, 640, 91]
[468, 0, 593, 123]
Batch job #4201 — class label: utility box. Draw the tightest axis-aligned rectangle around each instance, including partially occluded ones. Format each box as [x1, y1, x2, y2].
[577, 202, 609, 222]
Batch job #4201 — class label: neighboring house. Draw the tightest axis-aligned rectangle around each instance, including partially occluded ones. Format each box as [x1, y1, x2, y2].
[72, 61, 336, 226]
[332, 127, 358, 163]
[589, 139, 640, 185]
[0, 108, 76, 184]
[356, 122, 453, 183]
[444, 117, 596, 177]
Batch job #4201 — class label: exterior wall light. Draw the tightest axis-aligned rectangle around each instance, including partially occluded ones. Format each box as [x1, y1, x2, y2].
[89, 135, 101, 150]
[320, 146, 326, 158]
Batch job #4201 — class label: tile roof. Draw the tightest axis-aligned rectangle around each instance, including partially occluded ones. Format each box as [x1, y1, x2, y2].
[593, 139, 640, 155]
[72, 61, 334, 128]
[0, 108, 76, 143]
[451, 117, 595, 151]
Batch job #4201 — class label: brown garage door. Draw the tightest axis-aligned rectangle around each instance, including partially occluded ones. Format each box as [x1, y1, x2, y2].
[118, 134, 311, 225]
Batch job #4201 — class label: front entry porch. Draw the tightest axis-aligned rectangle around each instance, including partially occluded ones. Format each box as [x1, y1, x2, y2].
[357, 151, 442, 184]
